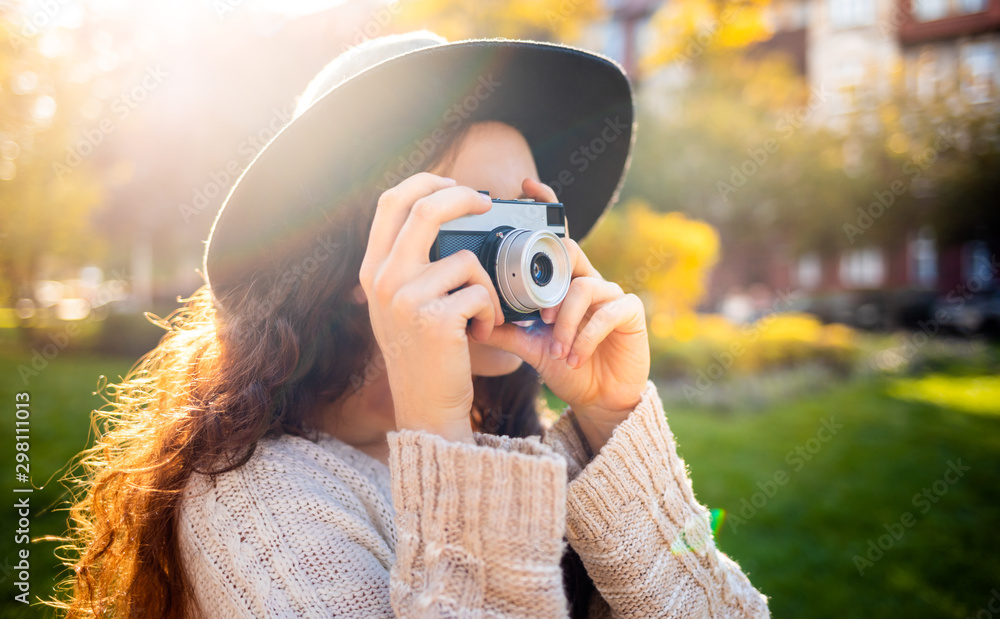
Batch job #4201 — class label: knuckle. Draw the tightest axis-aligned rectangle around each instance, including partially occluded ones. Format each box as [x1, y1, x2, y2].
[456, 249, 479, 267]
[410, 196, 435, 220]
[575, 330, 595, 348]
[377, 187, 397, 209]
[571, 276, 598, 293]
[373, 274, 396, 304]
[358, 264, 372, 289]
[471, 284, 491, 304]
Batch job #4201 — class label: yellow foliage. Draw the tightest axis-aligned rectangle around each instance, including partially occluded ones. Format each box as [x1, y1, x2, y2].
[397, 0, 604, 41]
[888, 375, 1000, 417]
[581, 198, 720, 334]
[641, 0, 773, 71]
[650, 312, 859, 376]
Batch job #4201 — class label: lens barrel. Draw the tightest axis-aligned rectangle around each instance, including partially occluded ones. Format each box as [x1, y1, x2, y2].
[488, 228, 570, 313]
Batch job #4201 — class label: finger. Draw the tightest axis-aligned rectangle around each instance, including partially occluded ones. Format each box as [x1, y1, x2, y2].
[539, 239, 604, 325]
[567, 294, 646, 368]
[479, 322, 553, 369]
[361, 173, 456, 281]
[434, 284, 497, 343]
[549, 278, 624, 360]
[399, 249, 503, 326]
[564, 237, 601, 279]
[385, 185, 493, 268]
[522, 177, 558, 203]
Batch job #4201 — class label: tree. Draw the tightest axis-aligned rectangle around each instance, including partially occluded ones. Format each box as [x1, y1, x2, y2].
[396, 0, 603, 41]
[582, 198, 719, 336]
[0, 10, 105, 321]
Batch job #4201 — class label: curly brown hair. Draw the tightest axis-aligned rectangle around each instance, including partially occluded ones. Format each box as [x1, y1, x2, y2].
[54, 121, 595, 618]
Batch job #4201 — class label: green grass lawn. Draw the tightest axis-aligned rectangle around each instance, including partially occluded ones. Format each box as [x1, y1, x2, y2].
[666, 372, 1000, 618]
[1, 347, 998, 617]
[0, 348, 135, 619]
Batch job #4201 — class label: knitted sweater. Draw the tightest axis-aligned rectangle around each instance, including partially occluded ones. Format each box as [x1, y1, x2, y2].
[177, 381, 770, 617]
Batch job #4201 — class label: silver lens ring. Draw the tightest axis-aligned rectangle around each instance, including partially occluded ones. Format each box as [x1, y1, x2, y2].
[496, 229, 571, 313]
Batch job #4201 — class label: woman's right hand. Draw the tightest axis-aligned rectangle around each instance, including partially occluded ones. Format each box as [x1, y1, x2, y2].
[358, 173, 504, 444]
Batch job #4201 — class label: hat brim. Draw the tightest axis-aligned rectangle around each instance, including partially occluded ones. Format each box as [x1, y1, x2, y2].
[204, 38, 634, 298]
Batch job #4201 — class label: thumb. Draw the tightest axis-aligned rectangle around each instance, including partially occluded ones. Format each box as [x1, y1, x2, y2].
[479, 322, 552, 368]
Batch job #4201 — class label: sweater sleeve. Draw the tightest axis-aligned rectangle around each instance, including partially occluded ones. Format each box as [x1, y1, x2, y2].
[386, 428, 571, 617]
[542, 380, 770, 618]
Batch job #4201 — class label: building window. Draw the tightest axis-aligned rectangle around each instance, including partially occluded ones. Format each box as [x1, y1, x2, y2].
[915, 0, 989, 20]
[915, 49, 939, 102]
[958, 0, 988, 14]
[603, 22, 626, 67]
[769, 0, 811, 31]
[829, 0, 875, 28]
[840, 248, 885, 288]
[909, 227, 938, 288]
[913, 0, 949, 21]
[788, 0, 810, 29]
[963, 241, 994, 285]
[796, 253, 822, 289]
[961, 41, 998, 103]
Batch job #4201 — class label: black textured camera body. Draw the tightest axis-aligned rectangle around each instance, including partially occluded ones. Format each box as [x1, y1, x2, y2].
[431, 195, 570, 323]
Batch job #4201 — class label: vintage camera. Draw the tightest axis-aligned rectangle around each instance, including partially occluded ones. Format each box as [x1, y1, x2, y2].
[431, 191, 571, 322]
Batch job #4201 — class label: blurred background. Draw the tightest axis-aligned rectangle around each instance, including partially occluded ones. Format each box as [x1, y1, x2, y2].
[1, 0, 998, 616]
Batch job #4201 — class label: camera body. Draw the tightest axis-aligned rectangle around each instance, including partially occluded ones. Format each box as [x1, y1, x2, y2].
[431, 192, 571, 322]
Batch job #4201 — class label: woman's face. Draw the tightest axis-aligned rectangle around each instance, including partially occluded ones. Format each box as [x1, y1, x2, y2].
[428, 120, 536, 377]
[351, 121, 533, 377]
[332, 121, 532, 448]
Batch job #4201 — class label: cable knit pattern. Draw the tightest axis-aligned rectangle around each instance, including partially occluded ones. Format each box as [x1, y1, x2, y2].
[559, 381, 770, 618]
[177, 381, 769, 617]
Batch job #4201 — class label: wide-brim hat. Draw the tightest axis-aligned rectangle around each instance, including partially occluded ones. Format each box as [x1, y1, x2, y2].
[203, 32, 635, 303]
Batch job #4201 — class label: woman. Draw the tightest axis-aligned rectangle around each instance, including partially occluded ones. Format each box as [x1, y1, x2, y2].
[61, 32, 770, 617]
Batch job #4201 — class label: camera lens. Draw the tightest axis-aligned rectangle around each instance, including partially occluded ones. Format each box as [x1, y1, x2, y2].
[493, 229, 571, 313]
[530, 253, 553, 286]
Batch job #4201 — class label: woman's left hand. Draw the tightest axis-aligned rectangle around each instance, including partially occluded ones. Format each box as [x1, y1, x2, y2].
[481, 178, 651, 450]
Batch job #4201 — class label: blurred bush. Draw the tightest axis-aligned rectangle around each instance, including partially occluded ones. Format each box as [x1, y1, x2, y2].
[583, 198, 719, 331]
[650, 312, 860, 380]
[93, 309, 170, 358]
